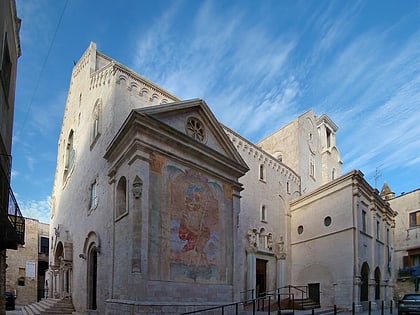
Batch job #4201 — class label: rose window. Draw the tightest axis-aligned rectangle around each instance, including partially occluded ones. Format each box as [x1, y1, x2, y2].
[186, 117, 206, 142]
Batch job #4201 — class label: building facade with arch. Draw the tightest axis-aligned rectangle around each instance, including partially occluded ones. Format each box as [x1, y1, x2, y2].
[48, 42, 397, 314]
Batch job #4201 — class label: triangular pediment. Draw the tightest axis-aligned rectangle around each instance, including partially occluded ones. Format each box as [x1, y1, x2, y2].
[135, 98, 247, 168]
[105, 99, 249, 177]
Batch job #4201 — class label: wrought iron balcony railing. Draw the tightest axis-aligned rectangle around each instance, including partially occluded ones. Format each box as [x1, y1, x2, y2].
[0, 154, 25, 249]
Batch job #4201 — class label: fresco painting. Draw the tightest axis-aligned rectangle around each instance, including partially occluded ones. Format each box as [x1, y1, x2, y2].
[169, 167, 221, 282]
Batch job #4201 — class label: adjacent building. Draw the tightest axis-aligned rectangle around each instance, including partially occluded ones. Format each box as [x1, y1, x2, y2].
[48, 42, 397, 314]
[291, 171, 395, 310]
[0, 0, 24, 313]
[6, 218, 49, 305]
[383, 187, 420, 296]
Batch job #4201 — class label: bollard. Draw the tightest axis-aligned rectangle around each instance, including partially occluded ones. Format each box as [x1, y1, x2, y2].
[369, 301, 372, 315]
[390, 300, 393, 314]
[334, 304, 337, 315]
[381, 300, 384, 315]
[312, 307, 315, 315]
[352, 302, 355, 315]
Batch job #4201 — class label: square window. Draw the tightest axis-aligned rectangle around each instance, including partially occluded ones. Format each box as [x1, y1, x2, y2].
[409, 210, 420, 228]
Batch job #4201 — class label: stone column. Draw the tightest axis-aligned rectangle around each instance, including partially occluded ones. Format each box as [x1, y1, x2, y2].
[131, 177, 143, 273]
[53, 270, 58, 298]
[369, 279, 378, 309]
[354, 277, 363, 312]
[47, 269, 53, 298]
[246, 248, 257, 300]
[275, 237, 286, 290]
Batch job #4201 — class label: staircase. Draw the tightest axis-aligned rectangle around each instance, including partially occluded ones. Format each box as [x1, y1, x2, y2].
[294, 298, 320, 310]
[22, 297, 75, 315]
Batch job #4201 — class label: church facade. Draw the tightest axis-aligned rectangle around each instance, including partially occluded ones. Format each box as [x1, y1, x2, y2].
[48, 43, 396, 314]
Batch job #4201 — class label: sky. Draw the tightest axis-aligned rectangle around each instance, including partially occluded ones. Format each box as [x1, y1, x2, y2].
[11, 0, 420, 224]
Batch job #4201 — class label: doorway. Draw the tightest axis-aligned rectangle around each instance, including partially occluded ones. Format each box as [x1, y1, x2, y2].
[88, 248, 98, 310]
[308, 283, 320, 304]
[256, 259, 267, 297]
[360, 262, 370, 302]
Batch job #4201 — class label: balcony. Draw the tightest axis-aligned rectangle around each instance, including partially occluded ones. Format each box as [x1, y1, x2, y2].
[0, 156, 25, 250]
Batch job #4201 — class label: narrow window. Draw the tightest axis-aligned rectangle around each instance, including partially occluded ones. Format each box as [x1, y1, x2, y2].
[64, 130, 75, 179]
[287, 181, 290, 194]
[309, 155, 315, 178]
[116, 176, 127, 218]
[91, 99, 101, 143]
[376, 221, 380, 240]
[259, 164, 265, 181]
[362, 210, 367, 232]
[40, 237, 49, 254]
[1, 33, 12, 97]
[261, 205, 267, 222]
[93, 114, 99, 139]
[326, 127, 332, 148]
[90, 180, 98, 210]
[332, 168, 336, 180]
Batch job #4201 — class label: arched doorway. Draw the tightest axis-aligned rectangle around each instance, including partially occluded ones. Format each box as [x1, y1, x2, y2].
[375, 267, 381, 300]
[87, 245, 98, 310]
[360, 262, 370, 302]
[51, 241, 72, 298]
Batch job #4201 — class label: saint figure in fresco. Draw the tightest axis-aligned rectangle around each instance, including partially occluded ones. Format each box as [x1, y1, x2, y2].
[178, 185, 210, 267]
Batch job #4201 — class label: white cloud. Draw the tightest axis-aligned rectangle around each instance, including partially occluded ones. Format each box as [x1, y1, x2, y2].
[19, 195, 51, 224]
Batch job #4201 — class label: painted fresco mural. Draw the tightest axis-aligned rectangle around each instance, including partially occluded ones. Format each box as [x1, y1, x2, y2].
[168, 166, 222, 282]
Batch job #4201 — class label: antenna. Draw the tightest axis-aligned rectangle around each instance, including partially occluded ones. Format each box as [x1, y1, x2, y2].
[373, 164, 383, 189]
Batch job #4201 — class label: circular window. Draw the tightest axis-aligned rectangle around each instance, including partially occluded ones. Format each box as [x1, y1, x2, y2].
[186, 117, 206, 142]
[297, 225, 304, 235]
[324, 216, 332, 227]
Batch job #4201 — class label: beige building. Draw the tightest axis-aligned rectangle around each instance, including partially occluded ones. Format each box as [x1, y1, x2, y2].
[0, 0, 24, 314]
[383, 186, 420, 296]
[291, 171, 395, 310]
[47, 42, 397, 314]
[6, 218, 49, 305]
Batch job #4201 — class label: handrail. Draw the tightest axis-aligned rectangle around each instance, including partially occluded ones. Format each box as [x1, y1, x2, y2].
[180, 292, 295, 315]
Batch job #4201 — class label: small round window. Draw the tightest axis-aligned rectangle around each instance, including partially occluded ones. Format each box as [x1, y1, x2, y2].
[297, 225, 304, 235]
[186, 117, 206, 143]
[324, 216, 332, 227]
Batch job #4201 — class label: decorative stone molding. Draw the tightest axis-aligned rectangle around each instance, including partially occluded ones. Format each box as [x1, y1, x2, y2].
[247, 227, 275, 253]
[132, 176, 143, 199]
[225, 130, 300, 186]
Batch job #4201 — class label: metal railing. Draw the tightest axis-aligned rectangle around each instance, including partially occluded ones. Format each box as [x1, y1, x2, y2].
[181, 290, 296, 315]
[1, 155, 25, 248]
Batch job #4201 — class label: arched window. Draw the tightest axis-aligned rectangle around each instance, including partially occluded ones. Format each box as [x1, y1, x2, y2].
[64, 130, 75, 179]
[259, 164, 265, 181]
[116, 176, 127, 219]
[91, 99, 101, 144]
[261, 205, 267, 222]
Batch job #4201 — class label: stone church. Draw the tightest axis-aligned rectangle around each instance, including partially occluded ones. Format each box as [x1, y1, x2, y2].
[48, 42, 396, 314]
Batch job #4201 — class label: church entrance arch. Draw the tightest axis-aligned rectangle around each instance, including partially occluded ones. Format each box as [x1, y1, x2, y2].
[83, 231, 100, 311]
[51, 240, 73, 298]
[360, 262, 370, 302]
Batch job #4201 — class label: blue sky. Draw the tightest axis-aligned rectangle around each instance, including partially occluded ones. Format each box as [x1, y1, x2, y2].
[12, 0, 420, 223]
